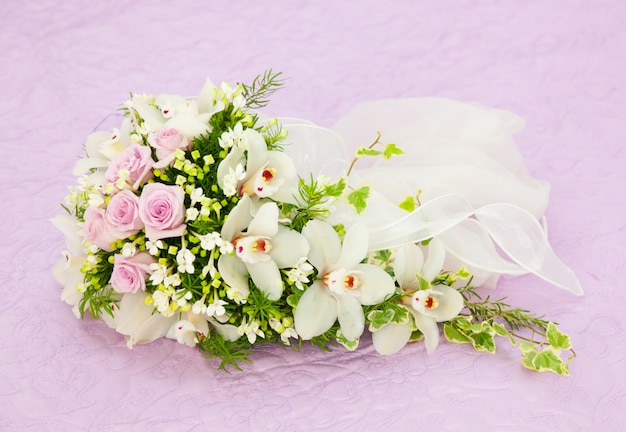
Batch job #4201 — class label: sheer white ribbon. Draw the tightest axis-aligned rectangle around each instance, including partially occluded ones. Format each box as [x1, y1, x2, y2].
[280, 98, 582, 296]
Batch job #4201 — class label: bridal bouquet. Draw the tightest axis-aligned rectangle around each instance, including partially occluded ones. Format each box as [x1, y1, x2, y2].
[53, 71, 581, 374]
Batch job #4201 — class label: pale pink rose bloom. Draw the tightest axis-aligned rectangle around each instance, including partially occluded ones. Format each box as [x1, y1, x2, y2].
[147, 128, 189, 167]
[106, 190, 143, 239]
[83, 207, 118, 251]
[110, 252, 156, 294]
[105, 144, 154, 190]
[138, 183, 186, 240]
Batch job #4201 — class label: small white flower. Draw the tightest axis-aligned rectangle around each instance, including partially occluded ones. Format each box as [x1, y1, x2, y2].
[280, 327, 298, 345]
[190, 188, 204, 205]
[206, 298, 228, 318]
[222, 163, 246, 196]
[197, 231, 223, 251]
[146, 239, 164, 256]
[238, 317, 264, 344]
[225, 286, 246, 304]
[164, 273, 181, 287]
[186, 207, 200, 221]
[153, 289, 172, 314]
[192, 299, 207, 315]
[121, 242, 137, 257]
[149, 263, 168, 285]
[286, 257, 314, 290]
[176, 248, 196, 274]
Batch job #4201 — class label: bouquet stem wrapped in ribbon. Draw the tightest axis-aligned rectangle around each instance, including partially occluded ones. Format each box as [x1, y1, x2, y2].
[53, 71, 581, 374]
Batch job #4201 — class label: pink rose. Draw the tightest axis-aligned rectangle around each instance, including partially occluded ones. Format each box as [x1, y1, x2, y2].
[105, 144, 154, 190]
[138, 183, 186, 240]
[106, 190, 143, 239]
[110, 252, 156, 294]
[83, 207, 118, 251]
[148, 128, 189, 167]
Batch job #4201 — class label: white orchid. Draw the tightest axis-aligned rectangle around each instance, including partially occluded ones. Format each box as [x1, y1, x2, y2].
[372, 240, 464, 356]
[294, 220, 396, 342]
[216, 128, 298, 202]
[218, 195, 310, 301]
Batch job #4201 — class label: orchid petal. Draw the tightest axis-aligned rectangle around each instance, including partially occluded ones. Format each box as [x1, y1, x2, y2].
[247, 260, 283, 301]
[244, 129, 268, 176]
[411, 311, 440, 354]
[131, 96, 165, 133]
[335, 223, 368, 270]
[73, 157, 109, 176]
[394, 243, 424, 289]
[217, 146, 245, 192]
[302, 219, 341, 271]
[422, 238, 446, 281]
[197, 78, 218, 114]
[247, 202, 278, 237]
[165, 112, 210, 140]
[294, 283, 337, 340]
[353, 263, 396, 305]
[429, 284, 465, 322]
[85, 131, 111, 158]
[269, 226, 310, 268]
[50, 215, 84, 257]
[336, 295, 365, 341]
[209, 319, 241, 341]
[372, 322, 412, 355]
[221, 194, 251, 241]
[217, 254, 250, 298]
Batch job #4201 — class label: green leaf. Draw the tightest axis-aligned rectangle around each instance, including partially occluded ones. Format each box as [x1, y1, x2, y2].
[546, 322, 572, 350]
[518, 341, 536, 354]
[336, 330, 359, 351]
[390, 305, 410, 325]
[382, 143, 404, 159]
[367, 309, 396, 332]
[453, 315, 473, 330]
[324, 177, 347, 197]
[467, 328, 497, 354]
[416, 275, 432, 291]
[347, 185, 370, 214]
[492, 322, 516, 345]
[409, 329, 424, 342]
[521, 347, 539, 370]
[443, 322, 472, 344]
[532, 347, 569, 375]
[355, 147, 383, 158]
[398, 196, 415, 212]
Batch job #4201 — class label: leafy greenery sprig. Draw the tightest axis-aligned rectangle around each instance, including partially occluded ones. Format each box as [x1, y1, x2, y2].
[443, 282, 576, 375]
[240, 69, 285, 109]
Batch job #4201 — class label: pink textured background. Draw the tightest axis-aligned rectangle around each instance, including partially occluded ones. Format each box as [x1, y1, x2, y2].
[2, 0, 625, 430]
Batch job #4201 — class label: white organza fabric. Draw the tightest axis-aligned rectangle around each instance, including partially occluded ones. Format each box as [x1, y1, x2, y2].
[281, 98, 582, 296]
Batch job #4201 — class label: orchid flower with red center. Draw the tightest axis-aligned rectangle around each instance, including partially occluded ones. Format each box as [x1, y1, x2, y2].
[372, 240, 464, 355]
[216, 128, 298, 202]
[218, 195, 310, 301]
[294, 220, 396, 342]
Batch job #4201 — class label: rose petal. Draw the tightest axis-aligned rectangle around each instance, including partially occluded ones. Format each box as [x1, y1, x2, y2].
[372, 322, 412, 355]
[294, 283, 337, 340]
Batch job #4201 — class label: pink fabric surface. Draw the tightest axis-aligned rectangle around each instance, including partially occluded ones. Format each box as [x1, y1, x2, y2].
[2, 0, 625, 430]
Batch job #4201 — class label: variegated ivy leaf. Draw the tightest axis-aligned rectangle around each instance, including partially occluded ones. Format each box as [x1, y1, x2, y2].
[398, 195, 416, 212]
[382, 143, 404, 159]
[466, 322, 497, 354]
[409, 329, 424, 342]
[416, 274, 431, 291]
[367, 309, 395, 332]
[443, 322, 472, 344]
[355, 147, 383, 158]
[390, 305, 410, 325]
[347, 185, 370, 214]
[492, 321, 516, 346]
[324, 177, 347, 197]
[524, 346, 569, 376]
[336, 329, 359, 351]
[546, 322, 572, 350]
